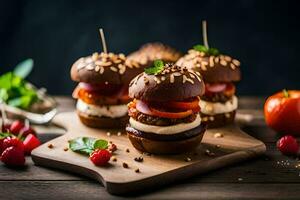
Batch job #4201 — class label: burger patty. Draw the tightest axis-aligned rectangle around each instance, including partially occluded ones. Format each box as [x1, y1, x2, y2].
[201, 92, 233, 103]
[129, 110, 198, 126]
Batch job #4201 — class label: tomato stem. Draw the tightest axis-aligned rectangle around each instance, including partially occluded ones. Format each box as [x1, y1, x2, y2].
[283, 89, 289, 98]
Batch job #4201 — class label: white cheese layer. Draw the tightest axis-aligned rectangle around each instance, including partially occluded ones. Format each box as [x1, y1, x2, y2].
[76, 99, 128, 118]
[129, 114, 201, 135]
[199, 96, 238, 115]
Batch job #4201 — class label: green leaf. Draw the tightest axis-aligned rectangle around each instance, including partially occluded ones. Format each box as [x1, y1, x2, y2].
[93, 139, 108, 150]
[193, 45, 208, 53]
[144, 60, 165, 75]
[208, 48, 220, 56]
[68, 137, 108, 155]
[0, 72, 13, 90]
[0, 132, 14, 139]
[8, 95, 34, 109]
[193, 45, 220, 56]
[13, 59, 34, 78]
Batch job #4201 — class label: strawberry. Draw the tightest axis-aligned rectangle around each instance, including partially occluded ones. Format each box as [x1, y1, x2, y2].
[277, 135, 299, 155]
[90, 149, 111, 166]
[10, 120, 25, 135]
[23, 134, 41, 154]
[0, 139, 4, 154]
[1, 146, 25, 166]
[2, 137, 24, 152]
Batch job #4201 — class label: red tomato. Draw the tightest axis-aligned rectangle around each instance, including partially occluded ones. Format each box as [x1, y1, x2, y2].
[135, 100, 194, 119]
[264, 90, 300, 135]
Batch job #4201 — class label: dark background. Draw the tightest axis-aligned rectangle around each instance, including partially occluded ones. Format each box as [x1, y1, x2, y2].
[0, 0, 299, 96]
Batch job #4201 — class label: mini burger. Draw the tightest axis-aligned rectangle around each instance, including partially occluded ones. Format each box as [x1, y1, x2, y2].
[127, 42, 182, 68]
[71, 52, 142, 128]
[126, 60, 206, 154]
[176, 47, 241, 128]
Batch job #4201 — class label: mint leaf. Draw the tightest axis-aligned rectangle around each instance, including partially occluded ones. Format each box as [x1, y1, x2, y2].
[193, 45, 208, 53]
[14, 59, 34, 79]
[144, 60, 164, 75]
[193, 45, 220, 56]
[69, 137, 108, 155]
[93, 139, 108, 150]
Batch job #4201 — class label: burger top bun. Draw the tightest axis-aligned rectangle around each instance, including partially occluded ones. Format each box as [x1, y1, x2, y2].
[129, 62, 205, 102]
[176, 49, 241, 83]
[127, 43, 182, 68]
[71, 52, 143, 85]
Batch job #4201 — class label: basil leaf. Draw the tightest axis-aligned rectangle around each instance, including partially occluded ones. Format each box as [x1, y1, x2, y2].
[93, 139, 108, 150]
[193, 45, 220, 56]
[68, 137, 96, 155]
[13, 59, 34, 79]
[193, 45, 208, 53]
[208, 48, 220, 56]
[144, 60, 164, 75]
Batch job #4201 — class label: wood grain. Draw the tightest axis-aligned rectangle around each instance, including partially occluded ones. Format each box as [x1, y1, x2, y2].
[31, 111, 266, 194]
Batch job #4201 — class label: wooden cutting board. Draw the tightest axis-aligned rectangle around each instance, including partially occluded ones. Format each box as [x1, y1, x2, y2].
[31, 112, 266, 195]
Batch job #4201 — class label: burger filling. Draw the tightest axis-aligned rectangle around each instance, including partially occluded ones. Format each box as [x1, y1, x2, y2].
[76, 99, 127, 118]
[73, 83, 130, 118]
[200, 82, 238, 115]
[127, 98, 202, 135]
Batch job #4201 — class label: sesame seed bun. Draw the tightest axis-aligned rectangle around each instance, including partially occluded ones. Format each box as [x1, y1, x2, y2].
[176, 49, 241, 83]
[128, 63, 205, 102]
[71, 52, 143, 85]
[127, 42, 182, 68]
[126, 124, 206, 154]
[77, 111, 129, 128]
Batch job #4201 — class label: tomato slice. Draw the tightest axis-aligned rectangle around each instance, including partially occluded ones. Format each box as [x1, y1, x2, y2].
[76, 88, 130, 105]
[135, 100, 194, 119]
[161, 97, 200, 112]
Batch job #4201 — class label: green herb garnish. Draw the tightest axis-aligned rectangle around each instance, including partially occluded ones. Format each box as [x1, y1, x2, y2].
[69, 137, 108, 155]
[193, 45, 220, 56]
[144, 60, 165, 75]
[0, 59, 38, 109]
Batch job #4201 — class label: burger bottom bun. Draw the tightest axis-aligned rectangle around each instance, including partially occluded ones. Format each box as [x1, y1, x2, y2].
[77, 111, 129, 129]
[201, 110, 236, 128]
[127, 125, 206, 154]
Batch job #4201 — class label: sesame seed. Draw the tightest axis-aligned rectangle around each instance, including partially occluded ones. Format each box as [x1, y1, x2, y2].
[154, 77, 161, 84]
[201, 65, 207, 71]
[232, 59, 240, 66]
[99, 66, 104, 74]
[220, 60, 227, 66]
[119, 53, 126, 60]
[225, 113, 231, 118]
[225, 56, 232, 62]
[135, 168, 140, 173]
[102, 62, 112, 66]
[92, 52, 99, 61]
[106, 132, 111, 136]
[126, 148, 130, 153]
[134, 156, 144, 162]
[209, 116, 214, 121]
[117, 132, 122, 136]
[48, 144, 54, 149]
[63, 147, 68, 151]
[110, 66, 118, 72]
[173, 72, 181, 76]
[95, 65, 100, 72]
[214, 57, 219, 63]
[161, 76, 166, 81]
[209, 56, 214, 67]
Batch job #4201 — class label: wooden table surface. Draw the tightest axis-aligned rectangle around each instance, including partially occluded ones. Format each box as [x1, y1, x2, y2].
[1, 96, 299, 200]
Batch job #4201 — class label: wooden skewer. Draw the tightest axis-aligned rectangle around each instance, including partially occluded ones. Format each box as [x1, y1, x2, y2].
[99, 28, 108, 54]
[0, 103, 7, 127]
[202, 20, 209, 49]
